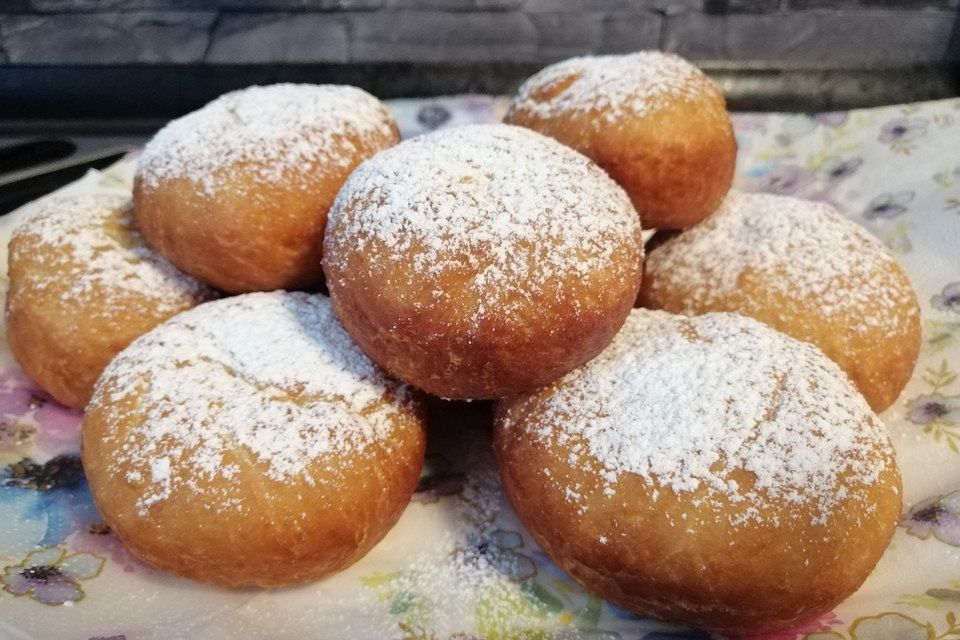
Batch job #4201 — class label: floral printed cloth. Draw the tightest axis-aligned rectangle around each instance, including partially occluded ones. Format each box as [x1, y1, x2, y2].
[1, 96, 959, 640]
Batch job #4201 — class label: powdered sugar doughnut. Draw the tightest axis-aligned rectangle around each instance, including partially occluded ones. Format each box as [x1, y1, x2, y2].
[82, 292, 425, 587]
[494, 310, 901, 636]
[5, 193, 214, 409]
[323, 124, 644, 400]
[638, 190, 921, 411]
[506, 52, 736, 230]
[134, 84, 399, 293]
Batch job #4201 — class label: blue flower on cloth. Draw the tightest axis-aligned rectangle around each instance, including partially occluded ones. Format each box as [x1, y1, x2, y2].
[756, 164, 815, 196]
[0, 455, 101, 559]
[932, 282, 960, 314]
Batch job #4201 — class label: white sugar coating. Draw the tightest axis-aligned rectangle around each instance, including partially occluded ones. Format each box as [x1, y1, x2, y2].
[325, 124, 642, 320]
[136, 83, 396, 195]
[366, 471, 542, 636]
[502, 310, 895, 526]
[511, 51, 714, 122]
[357, 412, 559, 637]
[9, 193, 211, 313]
[645, 190, 917, 331]
[91, 292, 415, 515]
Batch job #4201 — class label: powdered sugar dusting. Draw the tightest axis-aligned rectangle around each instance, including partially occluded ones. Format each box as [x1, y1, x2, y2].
[136, 83, 396, 196]
[370, 466, 542, 635]
[511, 51, 713, 122]
[325, 124, 642, 321]
[645, 190, 917, 331]
[9, 193, 211, 313]
[91, 292, 415, 515]
[501, 310, 895, 526]
[359, 406, 561, 636]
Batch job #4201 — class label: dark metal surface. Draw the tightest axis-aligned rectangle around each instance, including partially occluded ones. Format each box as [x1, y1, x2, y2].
[0, 140, 77, 174]
[0, 147, 131, 214]
[0, 63, 957, 135]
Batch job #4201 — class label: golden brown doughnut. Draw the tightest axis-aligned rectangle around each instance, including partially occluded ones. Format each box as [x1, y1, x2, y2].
[494, 310, 901, 636]
[5, 193, 214, 409]
[505, 51, 736, 230]
[638, 190, 921, 412]
[133, 84, 400, 293]
[323, 124, 644, 400]
[82, 292, 425, 588]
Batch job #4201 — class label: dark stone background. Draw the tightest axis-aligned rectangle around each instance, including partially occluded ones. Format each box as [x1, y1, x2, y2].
[0, 0, 957, 67]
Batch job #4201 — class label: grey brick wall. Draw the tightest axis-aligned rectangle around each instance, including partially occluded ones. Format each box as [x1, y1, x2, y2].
[0, 0, 955, 65]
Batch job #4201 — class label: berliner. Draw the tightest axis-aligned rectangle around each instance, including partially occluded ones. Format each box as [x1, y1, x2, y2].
[638, 190, 920, 411]
[82, 292, 425, 587]
[5, 193, 214, 409]
[323, 123, 644, 400]
[133, 83, 400, 293]
[494, 310, 901, 636]
[505, 51, 736, 230]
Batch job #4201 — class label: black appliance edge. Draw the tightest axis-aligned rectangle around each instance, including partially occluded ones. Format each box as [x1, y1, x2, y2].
[0, 63, 958, 135]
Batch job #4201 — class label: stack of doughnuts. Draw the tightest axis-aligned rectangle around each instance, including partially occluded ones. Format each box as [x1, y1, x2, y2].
[8, 84, 422, 587]
[5, 54, 919, 635]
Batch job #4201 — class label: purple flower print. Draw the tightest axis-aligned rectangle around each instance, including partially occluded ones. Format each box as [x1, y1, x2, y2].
[879, 117, 928, 143]
[478, 529, 536, 581]
[756, 164, 816, 196]
[2, 547, 104, 605]
[901, 491, 960, 545]
[0, 378, 40, 449]
[412, 453, 465, 504]
[412, 471, 465, 503]
[821, 156, 863, 182]
[814, 112, 847, 128]
[906, 394, 960, 425]
[460, 95, 505, 122]
[66, 526, 146, 575]
[0, 420, 35, 449]
[32, 402, 82, 453]
[932, 282, 960, 313]
[863, 191, 914, 220]
[0, 375, 37, 414]
[0, 367, 81, 454]
[416, 104, 451, 130]
[744, 611, 839, 640]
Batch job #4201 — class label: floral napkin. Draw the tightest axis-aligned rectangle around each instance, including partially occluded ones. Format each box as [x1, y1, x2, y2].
[0, 96, 959, 640]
